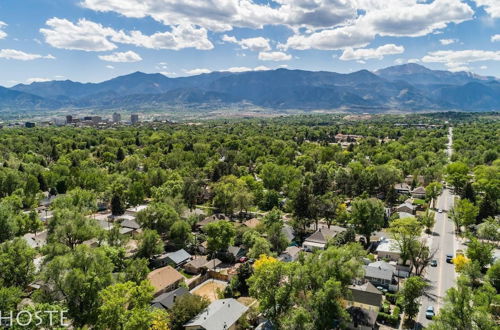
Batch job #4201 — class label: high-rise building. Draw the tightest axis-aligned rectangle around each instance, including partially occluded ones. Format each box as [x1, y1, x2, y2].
[131, 114, 139, 124]
[66, 115, 73, 124]
[112, 112, 121, 123]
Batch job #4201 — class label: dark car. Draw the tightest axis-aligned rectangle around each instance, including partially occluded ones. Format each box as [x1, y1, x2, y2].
[446, 254, 453, 263]
[430, 259, 437, 267]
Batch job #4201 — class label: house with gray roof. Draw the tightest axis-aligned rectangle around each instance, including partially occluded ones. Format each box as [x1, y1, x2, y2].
[184, 298, 248, 330]
[394, 202, 416, 214]
[302, 226, 347, 251]
[166, 249, 192, 267]
[281, 224, 295, 243]
[363, 260, 397, 289]
[151, 287, 190, 311]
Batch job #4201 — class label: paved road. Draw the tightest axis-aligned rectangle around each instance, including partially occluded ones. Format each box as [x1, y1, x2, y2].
[416, 188, 457, 327]
[415, 126, 459, 328]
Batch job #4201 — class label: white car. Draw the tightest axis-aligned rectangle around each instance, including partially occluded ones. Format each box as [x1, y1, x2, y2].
[438, 208, 443, 213]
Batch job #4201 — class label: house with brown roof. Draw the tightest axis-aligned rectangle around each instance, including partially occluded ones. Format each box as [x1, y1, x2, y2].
[243, 218, 261, 229]
[197, 214, 230, 229]
[411, 186, 426, 199]
[147, 266, 185, 296]
[184, 256, 222, 274]
[346, 282, 383, 330]
[394, 183, 411, 195]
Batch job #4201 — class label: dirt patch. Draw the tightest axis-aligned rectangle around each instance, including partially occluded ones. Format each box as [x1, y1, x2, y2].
[190, 279, 228, 302]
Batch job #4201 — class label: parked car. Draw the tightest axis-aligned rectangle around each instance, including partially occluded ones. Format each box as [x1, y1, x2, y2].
[238, 256, 248, 263]
[446, 254, 453, 263]
[425, 306, 435, 319]
[430, 259, 437, 267]
[438, 208, 443, 213]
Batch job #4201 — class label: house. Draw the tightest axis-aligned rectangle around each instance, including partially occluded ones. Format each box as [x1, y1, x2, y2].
[162, 249, 192, 267]
[23, 231, 48, 249]
[411, 186, 426, 199]
[397, 212, 414, 219]
[375, 238, 402, 263]
[302, 226, 346, 251]
[151, 287, 190, 311]
[96, 218, 113, 231]
[228, 246, 246, 259]
[394, 202, 416, 214]
[243, 218, 261, 229]
[364, 261, 397, 288]
[120, 218, 141, 235]
[345, 282, 382, 330]
[184, 298, 249, 330]
[281, 224, 295, 243]
[184, 256, 222, 274]
[197, 214, 230, 229]
[278, 246, 302, 262]
[394, 183, 411, 194]
[147, 266, 185, 296]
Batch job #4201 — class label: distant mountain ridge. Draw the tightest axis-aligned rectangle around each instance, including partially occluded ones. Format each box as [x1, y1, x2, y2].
[3, 64, 500, 113]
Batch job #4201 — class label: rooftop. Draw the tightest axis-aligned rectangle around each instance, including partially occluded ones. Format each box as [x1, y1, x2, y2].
[184, 298, 249, 330]
[147, 266, 185, 293]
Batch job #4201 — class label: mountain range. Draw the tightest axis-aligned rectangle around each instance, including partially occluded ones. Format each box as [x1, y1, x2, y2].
[2, 64, 499, 113]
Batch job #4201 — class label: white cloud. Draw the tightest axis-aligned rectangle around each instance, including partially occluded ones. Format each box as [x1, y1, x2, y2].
[41, 18, 213, 52]
[339, 44, 404, 61]
[284, 0, 473, 50]
[222, 35, 271, 52]
[439, 38, 458, 45]
[491, 34, 500, 42]
[258, 51, 292, 61]
[0, 49, 55, 61]
[479, 65, 487, 70]
[27, 77, 51, 83]
[81, 0, 356, 32]
[447, 65, 470, 72]
[473, 0, 500, 18]
[106, 65, 115, 69]
[407, 58, 420, 63]
[184, 68, 212, 75]
[422, 50, 500, 69]
[0, 21, 7, 39]
[221, 66, 271, 73]
[98, 50, 142, 62]
[41, 18, 118, 51]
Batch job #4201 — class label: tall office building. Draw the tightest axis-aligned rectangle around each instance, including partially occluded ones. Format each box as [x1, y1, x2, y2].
[66, 115, 73, 124]
[131, 114, 139, 124]
[112, 112, 121, 123]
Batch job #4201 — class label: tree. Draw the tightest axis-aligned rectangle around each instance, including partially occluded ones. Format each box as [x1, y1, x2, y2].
[124, 258, 150, 284]
[234, 189, 253, 216]
[350, 198, 385, 245]
[128, 181, 145, 207]
[465, 238, 494, 270]
[136, 229, 164, 259]
[445, 162, 469, 195]
[397, 276, 427, 323]
[0, 238, 36, 287]
[50, 209, 99, 249]
[477, 217, 499, 241]
[389, 217, 422, 266]
[182, 177, 201, 211]
[97, 280, 165, 330]
[204, 220, 235, 254]
[452, 254, 470, 273]
[41, 245, 115, 326]
[409, 240, 436, 276]
[316, 193, 343, 229]
[248, 256, 295, 324]
[248, 236, 273, 259]
[111, 193, 126, 216]
[170, 294, 210, 330]
[419, 209, 436, 234]
[309, 278, 348, 329]
[292, 182, 314, 232]
[169, 220, 192, 248]
[0, 286, 22, 312]
[486, 261, 500, 291]
[450, 199, 479, 233]
[137, 203, 180, 236]
[267, 222, 288, 253]
[428, 277, 495, 330]
[425, 182, 443, 208]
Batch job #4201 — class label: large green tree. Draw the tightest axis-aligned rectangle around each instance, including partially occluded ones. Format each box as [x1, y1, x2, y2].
[350, 198, 385, 245]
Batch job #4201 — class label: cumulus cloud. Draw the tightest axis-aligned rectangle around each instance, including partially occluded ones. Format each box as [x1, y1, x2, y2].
[422, 50, 500, 69]
[81, 0, 356, 32]
[106, 65, 115, 69]
[258, 51, 292, 61]
[284, 0, 473, 50]
[439, 38, 458, 45]
[0, 21, 7, 39]
[184, 68, 212, 75]
[491, 34, 500, 42]
[0, 49, 55, 61]
[473, 0, 500, 18]
[41, 18, 213, 51]
[98, 50, 142, 62]
[339, 44, 404, 61]
[222, 35, 271, 52]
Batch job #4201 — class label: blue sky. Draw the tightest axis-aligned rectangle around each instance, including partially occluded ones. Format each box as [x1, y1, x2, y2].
[0, 0, 499, 87]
